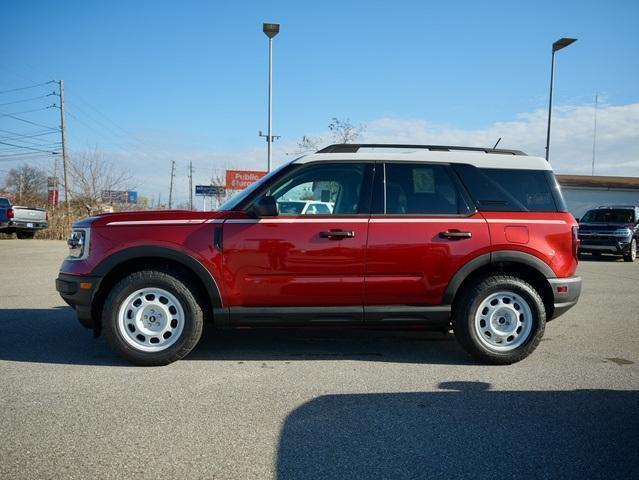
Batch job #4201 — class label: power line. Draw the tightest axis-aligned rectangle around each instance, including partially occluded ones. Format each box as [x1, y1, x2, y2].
[0, 140, 60, 154]
[0, 81, 56, 95]
[0, 93, 56, 107]
[0, 112, 59, 131]
[0, 106, 56, 118]
[0, 130, 58, 142]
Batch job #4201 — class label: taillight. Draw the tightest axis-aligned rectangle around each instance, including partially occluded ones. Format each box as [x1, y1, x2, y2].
[7, 208, 14, 219]
[572, 226, 580, 260]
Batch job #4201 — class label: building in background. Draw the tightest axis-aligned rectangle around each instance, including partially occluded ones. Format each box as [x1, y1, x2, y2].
[556, 175, 639, 219]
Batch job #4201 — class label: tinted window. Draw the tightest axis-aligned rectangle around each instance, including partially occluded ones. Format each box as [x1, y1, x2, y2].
[385, 163, 471, 215]
[0, 198, 10, 207]
[454, 165, 559, 212]
[265, 163, 367, 215]
[582, 209, 635, 223]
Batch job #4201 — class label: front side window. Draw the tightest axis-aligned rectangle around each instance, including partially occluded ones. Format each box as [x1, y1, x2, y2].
[384, 163, 471, 215]
[261, 163, 368, 215]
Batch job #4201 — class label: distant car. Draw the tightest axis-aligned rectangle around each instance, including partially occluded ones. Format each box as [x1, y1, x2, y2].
[578, 206, 638, 262]
[277, 200, 334, 215]
[0, 197, 48, 239]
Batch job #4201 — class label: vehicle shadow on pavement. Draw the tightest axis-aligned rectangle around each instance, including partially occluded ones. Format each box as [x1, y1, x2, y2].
[276, 382, 639, 480]
[0, 308, 472, 366]
[190, 327, 474, 365]
[0, 307, 128, 366]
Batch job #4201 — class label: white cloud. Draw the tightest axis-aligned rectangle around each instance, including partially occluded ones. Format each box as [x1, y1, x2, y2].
[93, 102, 639, 206]
[361, 102, 639, 176]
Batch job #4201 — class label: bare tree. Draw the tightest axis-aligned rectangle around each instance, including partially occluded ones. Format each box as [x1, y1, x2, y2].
[68, 149, 133, 207]
[328, 117, 365, 144]
[295, 117, 366, 154]
[2, 164, 47, 205]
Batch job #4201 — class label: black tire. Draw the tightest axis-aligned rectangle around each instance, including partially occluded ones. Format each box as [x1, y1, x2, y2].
[452, 275, 546, 365]
[16, 231, 35, 239]
[623, 238, 637, 262]
[102, 269, 204, 366]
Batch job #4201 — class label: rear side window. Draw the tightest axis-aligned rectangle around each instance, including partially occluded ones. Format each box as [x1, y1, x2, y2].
[385, 163, 471, 215]
[453, 165, 561, 212]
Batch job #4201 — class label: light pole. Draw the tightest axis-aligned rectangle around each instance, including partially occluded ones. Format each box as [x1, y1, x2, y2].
[545, 37, 577, 161]
[262, 22, 280, 172]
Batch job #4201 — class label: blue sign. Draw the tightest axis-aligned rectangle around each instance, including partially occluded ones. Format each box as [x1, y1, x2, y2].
[127, 191, 138, 203]
[195, 185, 225, 196]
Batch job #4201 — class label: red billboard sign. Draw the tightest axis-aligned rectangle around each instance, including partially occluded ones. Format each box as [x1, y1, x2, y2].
[226, 170, 267, 190]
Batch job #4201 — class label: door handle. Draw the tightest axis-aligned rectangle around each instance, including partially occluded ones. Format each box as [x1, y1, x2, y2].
[320, 230, 355, 239]
[439, 230, 472, 239]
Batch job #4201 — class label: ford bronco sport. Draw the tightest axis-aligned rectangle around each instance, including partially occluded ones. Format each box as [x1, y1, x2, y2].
[56, 144, 582, 366]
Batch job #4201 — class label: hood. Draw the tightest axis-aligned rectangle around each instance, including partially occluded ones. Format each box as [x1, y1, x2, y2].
[73, 210, 228, 228]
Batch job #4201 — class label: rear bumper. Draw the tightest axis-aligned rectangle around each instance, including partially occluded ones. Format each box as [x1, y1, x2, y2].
[6, 220, 48, 230]
[548, 276, 582, 320]
[56, 273, 101, 328]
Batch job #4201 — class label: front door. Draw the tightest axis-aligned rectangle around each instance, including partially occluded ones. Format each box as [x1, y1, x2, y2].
[222, 162, 372, 323]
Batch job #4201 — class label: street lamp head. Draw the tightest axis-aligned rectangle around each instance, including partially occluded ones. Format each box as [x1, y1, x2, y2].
[552, 37, 577, 53]
[263, 22, 280, 39]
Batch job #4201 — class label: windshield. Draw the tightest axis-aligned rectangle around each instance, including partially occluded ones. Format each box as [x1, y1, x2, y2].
[0, 198, 10, 207]
[581, 209, 635, 223]
[218, 161, 291, 211]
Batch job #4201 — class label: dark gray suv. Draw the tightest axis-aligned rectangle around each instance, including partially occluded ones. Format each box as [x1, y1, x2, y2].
[578, 206, 639, 262]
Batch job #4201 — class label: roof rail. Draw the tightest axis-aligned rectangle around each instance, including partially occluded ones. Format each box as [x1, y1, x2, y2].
[316, 143, 527, 156]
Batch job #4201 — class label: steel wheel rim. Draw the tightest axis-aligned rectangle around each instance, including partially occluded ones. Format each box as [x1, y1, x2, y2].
[117, 288, 185, 352]
[474, 290, 534, 352]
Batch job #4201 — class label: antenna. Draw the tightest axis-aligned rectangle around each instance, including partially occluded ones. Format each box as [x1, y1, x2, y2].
[493, 137, 502, 149]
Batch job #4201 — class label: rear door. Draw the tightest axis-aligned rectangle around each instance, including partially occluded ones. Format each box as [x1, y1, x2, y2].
[365, 162, 490, 317]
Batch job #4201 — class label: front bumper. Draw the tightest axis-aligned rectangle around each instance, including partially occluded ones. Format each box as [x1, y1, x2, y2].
[578, 238, 632, 255]
[56, 273, 101, 329]
[548, 276, 582, 320]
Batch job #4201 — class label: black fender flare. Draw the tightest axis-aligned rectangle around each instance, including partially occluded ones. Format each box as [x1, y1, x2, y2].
[442, 250, 556, 304]
[92, 245, 223, 309]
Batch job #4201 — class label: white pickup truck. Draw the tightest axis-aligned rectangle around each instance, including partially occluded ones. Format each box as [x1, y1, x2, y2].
[0, 197, 48, 239]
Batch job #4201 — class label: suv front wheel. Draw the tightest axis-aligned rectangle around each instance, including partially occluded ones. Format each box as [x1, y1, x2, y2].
[453, 275, 546, 365]
[102, 269, 204, 366]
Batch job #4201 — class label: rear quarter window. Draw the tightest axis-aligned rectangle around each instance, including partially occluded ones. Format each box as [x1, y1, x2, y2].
[453, 165, 563, 212]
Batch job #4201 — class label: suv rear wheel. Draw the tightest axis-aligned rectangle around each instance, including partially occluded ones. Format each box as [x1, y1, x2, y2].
[453, 275, 546, 365]
[103, 269, 204, 366]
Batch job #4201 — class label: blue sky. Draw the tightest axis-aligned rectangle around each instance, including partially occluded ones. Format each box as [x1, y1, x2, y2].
[1, 0, 638, 204]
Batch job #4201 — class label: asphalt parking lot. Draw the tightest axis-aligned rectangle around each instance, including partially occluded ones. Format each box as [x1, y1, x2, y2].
[1, 239, 638, 479]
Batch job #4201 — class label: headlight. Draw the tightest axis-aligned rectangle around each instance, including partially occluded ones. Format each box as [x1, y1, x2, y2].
[67, 228, 90, 260]
[614, 228, 633, 238]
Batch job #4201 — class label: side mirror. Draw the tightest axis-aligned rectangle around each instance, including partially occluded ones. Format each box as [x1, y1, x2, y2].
[252, 195, 278, 217]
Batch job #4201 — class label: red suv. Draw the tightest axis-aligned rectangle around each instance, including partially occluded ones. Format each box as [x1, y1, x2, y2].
[56, 144, 581, 366]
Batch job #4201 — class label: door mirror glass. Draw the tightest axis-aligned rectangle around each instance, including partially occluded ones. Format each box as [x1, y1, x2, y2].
[252, 195, 278, 217]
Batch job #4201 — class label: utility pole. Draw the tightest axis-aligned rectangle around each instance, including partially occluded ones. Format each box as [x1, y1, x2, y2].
[168, 160, 175, 209]
[188, 161, 193, 210]
[59, 80, 71, 228]
[591, 94, 599, 176]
